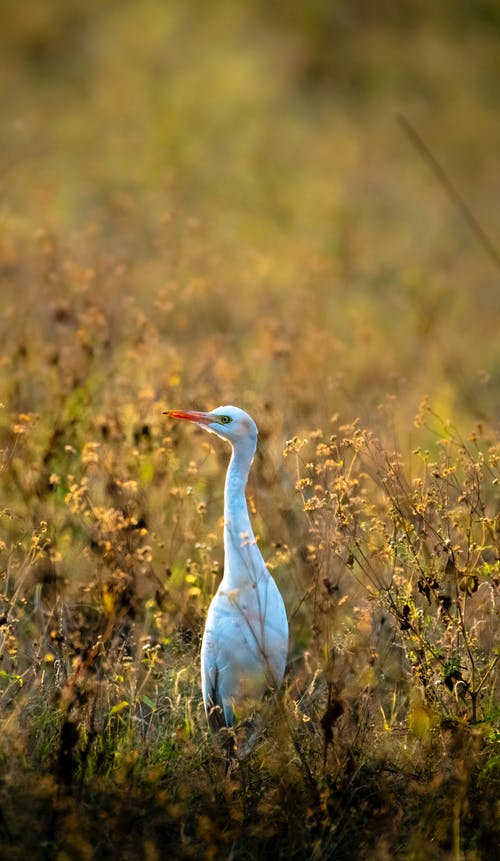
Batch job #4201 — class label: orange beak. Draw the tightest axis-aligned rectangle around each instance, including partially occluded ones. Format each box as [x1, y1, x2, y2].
[164, 409, 212, 425]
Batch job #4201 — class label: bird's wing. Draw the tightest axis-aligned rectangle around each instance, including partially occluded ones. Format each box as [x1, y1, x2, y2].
[201, 580, 288, 732]
[202, 667, 229, 732]
[201, 633, 235, 729]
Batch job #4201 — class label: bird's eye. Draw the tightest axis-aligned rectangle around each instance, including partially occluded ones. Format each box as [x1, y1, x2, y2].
[219, 415, 232, 424]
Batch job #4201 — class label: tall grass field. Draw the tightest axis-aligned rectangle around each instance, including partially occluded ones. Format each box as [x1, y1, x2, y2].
[0, 2, 499, 858]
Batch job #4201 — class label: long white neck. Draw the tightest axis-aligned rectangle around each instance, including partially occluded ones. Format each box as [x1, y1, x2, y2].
[222, 438, 261, 588]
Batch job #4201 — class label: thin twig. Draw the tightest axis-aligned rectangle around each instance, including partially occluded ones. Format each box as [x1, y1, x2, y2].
[397, 113, 500, 275]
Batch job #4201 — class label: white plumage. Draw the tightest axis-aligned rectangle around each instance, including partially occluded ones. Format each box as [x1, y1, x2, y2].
[166, 405, 288, 734]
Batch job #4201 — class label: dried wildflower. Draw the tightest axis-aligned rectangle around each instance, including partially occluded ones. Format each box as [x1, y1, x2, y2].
[82, 442, 100, 466]
[283, 437, 308, 456]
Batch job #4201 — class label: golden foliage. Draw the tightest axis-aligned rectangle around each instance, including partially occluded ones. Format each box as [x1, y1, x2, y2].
[0, 2, 499, 859]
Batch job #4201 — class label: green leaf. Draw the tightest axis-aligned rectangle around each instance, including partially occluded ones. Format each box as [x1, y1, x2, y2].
[109, 700, 129, 715]
[0, 670, 23, 687]
[141, 695, 156, 711]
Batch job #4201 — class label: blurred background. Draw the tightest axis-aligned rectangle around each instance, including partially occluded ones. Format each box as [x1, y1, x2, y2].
[1, 0, 500, 438]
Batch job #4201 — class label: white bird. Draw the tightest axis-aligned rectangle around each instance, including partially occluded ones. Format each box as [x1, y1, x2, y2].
[166, 405, 288, 740]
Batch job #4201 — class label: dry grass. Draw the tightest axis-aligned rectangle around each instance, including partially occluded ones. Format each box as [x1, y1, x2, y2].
[0, 2, 499, 858]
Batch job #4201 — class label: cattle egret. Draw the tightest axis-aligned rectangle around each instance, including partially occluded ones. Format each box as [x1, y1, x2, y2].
[166, 405, 288, 742]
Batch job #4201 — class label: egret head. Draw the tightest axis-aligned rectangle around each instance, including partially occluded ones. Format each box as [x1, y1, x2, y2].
[165, 405, 258, 448]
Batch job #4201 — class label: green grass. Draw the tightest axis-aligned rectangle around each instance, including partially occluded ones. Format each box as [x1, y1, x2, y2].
[0, 2, 499, 858]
